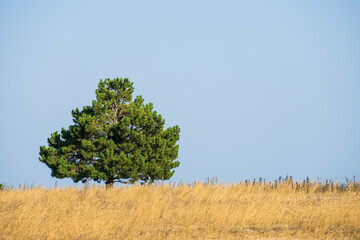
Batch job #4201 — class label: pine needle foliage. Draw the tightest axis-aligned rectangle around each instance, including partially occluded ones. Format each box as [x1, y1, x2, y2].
[39, 78, 180, 186]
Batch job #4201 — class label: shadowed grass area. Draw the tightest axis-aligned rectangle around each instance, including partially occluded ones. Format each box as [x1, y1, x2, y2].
[0, 178, 359, 239]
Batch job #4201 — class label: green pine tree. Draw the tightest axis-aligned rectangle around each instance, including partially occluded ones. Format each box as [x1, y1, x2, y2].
[39, 78, 180, 187]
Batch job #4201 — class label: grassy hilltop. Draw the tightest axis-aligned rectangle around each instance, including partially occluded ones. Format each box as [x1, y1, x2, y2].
[1, 179, 359, 239]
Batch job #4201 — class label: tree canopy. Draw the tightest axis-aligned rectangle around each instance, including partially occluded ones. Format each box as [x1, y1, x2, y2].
[39, 78, 180, 186]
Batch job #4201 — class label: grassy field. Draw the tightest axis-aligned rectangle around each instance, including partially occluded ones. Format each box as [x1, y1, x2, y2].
[0, 178, 359, 239]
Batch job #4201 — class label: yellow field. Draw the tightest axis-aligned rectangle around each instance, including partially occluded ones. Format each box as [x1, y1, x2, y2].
[0, 179, 359, 239]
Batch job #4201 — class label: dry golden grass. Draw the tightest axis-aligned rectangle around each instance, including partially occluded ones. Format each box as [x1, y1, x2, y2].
[0, 179, 359, 239]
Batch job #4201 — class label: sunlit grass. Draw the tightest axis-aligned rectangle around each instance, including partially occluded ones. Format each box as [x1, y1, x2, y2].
[1, 178, 359, 239]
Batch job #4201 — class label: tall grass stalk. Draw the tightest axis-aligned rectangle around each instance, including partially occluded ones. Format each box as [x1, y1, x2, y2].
[0, 178, 359, 239]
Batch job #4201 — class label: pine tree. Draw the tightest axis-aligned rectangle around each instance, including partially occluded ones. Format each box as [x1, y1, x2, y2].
[39, 78, 180, 187]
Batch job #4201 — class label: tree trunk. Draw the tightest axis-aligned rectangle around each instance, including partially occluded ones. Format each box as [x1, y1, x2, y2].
[105, 179, 114, 188]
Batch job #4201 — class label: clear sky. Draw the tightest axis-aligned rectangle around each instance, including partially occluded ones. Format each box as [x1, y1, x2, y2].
[1, 1, 359, 187]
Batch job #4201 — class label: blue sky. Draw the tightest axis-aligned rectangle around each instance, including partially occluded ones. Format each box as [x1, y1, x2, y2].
[1, 1, 359, 187]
